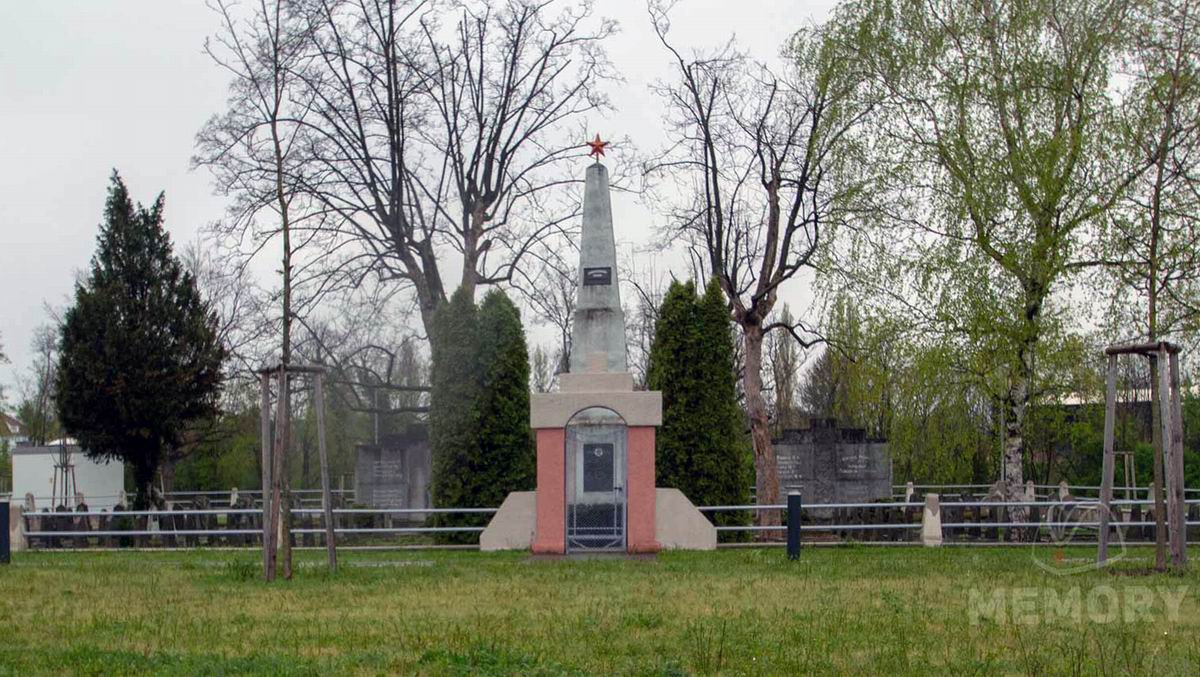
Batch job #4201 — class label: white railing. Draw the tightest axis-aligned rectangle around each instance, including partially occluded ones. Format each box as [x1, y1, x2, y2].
[11, 495, 1200, 549]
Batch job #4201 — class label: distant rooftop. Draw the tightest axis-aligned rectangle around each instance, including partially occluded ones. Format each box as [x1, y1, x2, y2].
[0, 413, 25, 438]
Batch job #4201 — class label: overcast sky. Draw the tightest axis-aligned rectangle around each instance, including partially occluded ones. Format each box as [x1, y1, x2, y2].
[0, 0, 837, 402]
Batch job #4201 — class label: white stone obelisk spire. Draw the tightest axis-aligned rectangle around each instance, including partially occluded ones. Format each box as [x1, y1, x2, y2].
[569, 157, 627, 374]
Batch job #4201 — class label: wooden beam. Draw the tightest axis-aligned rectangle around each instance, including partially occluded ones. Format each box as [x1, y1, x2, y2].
[259, 372, 274, 580]
[1167, 352, 1189, 570]
[1105, 341, 1181, 356]
[1098, 355, 1118, 565]
[255, 363, 327, 375]
[1157, 347, 1184, 571]
[314, 373, 338, 573]
[270, 368, 288, 580]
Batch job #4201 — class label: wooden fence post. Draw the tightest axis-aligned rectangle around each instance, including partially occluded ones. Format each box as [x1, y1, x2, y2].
[1099, 354, 1118, 564]
[315, 372, 337, 573]
[259, 372, 274, 580]
[1167, 351, 1188, 570]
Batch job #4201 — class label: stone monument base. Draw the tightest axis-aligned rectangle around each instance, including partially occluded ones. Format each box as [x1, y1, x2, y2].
[480, 488, 716, 552]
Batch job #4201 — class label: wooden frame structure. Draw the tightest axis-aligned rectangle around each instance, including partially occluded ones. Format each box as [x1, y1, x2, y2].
[1098, 342, 1188, 571]
[258, 363, 337, 577]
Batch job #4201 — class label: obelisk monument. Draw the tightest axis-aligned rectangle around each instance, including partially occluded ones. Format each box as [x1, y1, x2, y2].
[479, 136, 716, 553]
[569, 157, 627, 374]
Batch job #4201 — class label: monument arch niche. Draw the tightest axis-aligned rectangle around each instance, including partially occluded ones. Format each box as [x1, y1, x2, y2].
[565, 407, 627, 552]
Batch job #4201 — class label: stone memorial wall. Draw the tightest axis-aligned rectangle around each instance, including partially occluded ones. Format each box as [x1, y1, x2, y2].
[773, 418, 891, 505]
[354, 424, 431, 515]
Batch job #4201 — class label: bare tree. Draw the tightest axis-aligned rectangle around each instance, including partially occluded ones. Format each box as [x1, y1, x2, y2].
[646, 3, 872, 525]
[18, 324, 60, 446]
[516, 254, 577, 374]
[0, 332, 9, 413]
[767, 304, 805, 434]
[195, 0, 315, 581]
[530, 344, 555, 392]
[291, 0, 614, 344]
[622, 253, 667, 388]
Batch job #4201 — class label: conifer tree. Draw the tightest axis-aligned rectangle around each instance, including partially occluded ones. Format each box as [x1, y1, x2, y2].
[694, 278, 752, 518]
[430, 288, 536, 541]
[476, 290, 535, 501]
[428, 287, 482, 538]
[648, 280, 699, 491]
[648, 279, 750, 527]
[56, 173, 226, 509]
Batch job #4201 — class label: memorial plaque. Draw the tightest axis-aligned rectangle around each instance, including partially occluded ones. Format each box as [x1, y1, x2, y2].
[355, 446, 407, 509]
[773, 419, 891, 509]
[354, 424, 431, 513]
[583, 266, 612, 286]
[582, 443, 615, 492]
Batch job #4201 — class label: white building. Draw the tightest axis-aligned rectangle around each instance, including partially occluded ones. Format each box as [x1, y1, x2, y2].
[10, 444, 126, 511]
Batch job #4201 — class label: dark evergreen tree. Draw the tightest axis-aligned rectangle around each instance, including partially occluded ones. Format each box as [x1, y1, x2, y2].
[475, 290, 535, 500]
[693, 278, 752, 523]
[648, 280, 700, 490]
[647, 279, 750, 529]
[56, 173, 226, 508]
[428, 287, 482, 539]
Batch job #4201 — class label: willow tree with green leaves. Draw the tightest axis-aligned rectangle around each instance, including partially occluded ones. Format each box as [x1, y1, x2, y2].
[837, 0, 1140, 501]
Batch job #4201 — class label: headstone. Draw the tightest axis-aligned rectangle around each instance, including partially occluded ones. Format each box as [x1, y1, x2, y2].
[773, 419, 891, 510]
[355, 424, 431, 516]
[921, 493, 943, 546]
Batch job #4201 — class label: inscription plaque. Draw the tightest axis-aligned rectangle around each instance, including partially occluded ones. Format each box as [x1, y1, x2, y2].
[354, 424, 431, 514]
[582, 443, 615, 492]
[583, 267, 612, 286]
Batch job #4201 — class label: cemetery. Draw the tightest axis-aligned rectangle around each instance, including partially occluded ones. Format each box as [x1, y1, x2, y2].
[4, 0, 1200, 673]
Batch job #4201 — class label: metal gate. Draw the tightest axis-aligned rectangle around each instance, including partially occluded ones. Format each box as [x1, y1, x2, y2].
[565, 408, 626, 552]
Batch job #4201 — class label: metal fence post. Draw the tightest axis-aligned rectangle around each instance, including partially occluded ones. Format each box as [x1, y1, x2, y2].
[787, 491, 802, 560]
[1, 499, 10, 564]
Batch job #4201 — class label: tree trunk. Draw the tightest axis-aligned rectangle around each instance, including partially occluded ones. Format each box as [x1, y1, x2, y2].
[160, 456, 176, 497]
[1002, 352, 1031, 534]
[743, 322, 781, 533]
[133, 460, 156, 511]
[459, 206, 486, 302]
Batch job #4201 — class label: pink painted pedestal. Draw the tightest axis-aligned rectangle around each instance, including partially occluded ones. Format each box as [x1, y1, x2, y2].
[531, 425, 661, 555]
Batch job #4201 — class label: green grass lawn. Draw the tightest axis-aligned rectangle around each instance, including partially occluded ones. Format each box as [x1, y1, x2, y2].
[0, 546, 1197, 675]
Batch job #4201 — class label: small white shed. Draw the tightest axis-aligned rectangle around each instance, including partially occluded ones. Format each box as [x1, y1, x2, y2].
[10, 444, 126, 511]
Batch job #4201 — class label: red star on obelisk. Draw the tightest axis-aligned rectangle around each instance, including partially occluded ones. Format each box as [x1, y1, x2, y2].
[586, 133, 609, 160]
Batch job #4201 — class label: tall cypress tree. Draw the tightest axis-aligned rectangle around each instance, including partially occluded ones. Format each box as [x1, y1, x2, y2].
[429, 288, 535, 541]
[476, 290, 535, 500]
[694, 278, 751, 522]
[647, 279, 750, 527]
[647, 280, 700, 491]
[56, 173, 226, 509]
[429, 287, 482, 535]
